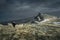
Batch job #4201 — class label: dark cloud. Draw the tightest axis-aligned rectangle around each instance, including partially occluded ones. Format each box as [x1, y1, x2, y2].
[0, 0, 60, 22]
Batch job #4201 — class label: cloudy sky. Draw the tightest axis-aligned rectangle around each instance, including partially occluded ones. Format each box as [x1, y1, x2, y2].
[0, 0, 60, 22]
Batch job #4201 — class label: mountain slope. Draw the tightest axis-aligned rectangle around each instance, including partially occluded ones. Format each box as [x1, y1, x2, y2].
[0, 14, 60, 40]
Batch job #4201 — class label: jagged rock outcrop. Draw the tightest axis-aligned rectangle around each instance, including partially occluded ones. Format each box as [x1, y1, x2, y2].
[34, 12, 44, 21]
[31, 12, 44, 23]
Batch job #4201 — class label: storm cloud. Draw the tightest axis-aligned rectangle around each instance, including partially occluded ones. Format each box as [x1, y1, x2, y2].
[0, 0, 60, 22]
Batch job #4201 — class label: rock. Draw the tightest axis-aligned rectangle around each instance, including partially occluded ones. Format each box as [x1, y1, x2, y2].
[34, 12, 44, 22]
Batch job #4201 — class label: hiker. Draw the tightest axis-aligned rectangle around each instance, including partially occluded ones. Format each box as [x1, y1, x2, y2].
[11, 21, 16, 27]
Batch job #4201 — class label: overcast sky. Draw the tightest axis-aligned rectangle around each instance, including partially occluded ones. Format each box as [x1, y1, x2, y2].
[0, 0, 60, 22]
